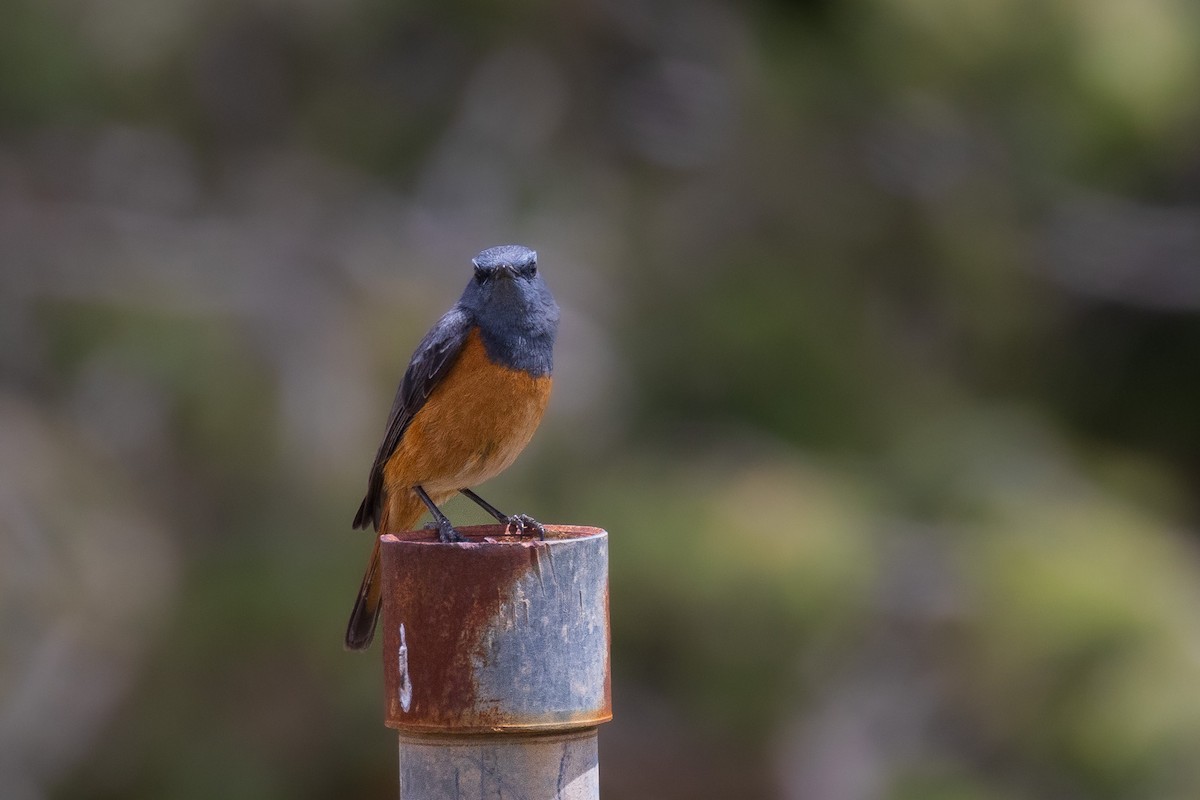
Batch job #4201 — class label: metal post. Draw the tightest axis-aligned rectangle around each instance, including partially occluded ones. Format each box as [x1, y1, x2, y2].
[380, 524, 611, 799]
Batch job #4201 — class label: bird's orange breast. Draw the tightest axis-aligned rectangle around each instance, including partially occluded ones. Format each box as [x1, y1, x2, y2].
[382, 328, 552, 496]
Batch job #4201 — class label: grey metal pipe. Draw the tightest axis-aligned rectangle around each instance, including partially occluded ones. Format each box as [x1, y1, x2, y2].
[397, 730, 599, 798]
[380, 524, 611, 799]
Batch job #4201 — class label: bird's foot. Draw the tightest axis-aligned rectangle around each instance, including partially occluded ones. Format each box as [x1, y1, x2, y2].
[435, 518, 464, 543]
[505, 514, 546, 541]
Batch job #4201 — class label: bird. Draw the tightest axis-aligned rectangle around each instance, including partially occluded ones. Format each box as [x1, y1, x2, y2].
[344, 244, 559, 651]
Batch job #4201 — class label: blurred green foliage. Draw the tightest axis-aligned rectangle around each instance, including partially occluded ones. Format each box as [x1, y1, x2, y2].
[4, 0, 1200, 799]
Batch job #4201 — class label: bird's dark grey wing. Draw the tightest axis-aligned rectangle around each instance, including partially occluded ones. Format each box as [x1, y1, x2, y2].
[353, 306, 473, 530]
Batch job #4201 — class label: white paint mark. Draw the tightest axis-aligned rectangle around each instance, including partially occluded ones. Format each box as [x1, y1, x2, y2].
[398, 623, 413, 713]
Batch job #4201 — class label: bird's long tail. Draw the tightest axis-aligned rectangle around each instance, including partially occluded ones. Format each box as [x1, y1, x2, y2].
[344, 537, 383, 651]
[344, 491, 425, 651]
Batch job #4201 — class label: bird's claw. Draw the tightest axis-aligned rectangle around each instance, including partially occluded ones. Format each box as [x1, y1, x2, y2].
[505, 514, 546, 540]
[436, 519, 464, 543]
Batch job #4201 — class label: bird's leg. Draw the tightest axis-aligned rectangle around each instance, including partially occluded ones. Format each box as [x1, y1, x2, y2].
[459, 488, 546, 540]
[458, 488, 507, 523]
[415, 486, 463, 543]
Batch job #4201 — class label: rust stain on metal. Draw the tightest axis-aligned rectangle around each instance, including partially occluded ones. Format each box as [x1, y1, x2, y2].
[383, 525, 534, 727]
[381, 524, 610, 734]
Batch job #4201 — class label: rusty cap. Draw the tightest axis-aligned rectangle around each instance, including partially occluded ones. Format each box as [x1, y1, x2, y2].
[381, 524, 611, 734]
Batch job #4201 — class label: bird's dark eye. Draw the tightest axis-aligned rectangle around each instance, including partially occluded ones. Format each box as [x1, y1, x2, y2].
[474, 269, 490, 283]
[521, 264, 537, 277]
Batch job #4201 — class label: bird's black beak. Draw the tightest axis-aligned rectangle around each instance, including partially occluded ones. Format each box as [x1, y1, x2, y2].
[497, 264, 516, 279]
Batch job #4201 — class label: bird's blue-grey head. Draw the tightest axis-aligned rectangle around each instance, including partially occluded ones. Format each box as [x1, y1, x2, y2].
[458, 244, 559, 375]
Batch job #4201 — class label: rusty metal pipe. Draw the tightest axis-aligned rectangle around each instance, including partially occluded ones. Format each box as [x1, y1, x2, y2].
[380, 524, 611, 798]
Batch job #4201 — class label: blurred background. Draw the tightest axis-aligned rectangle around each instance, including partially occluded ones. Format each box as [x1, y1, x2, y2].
[4, 0, 1200, 797]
